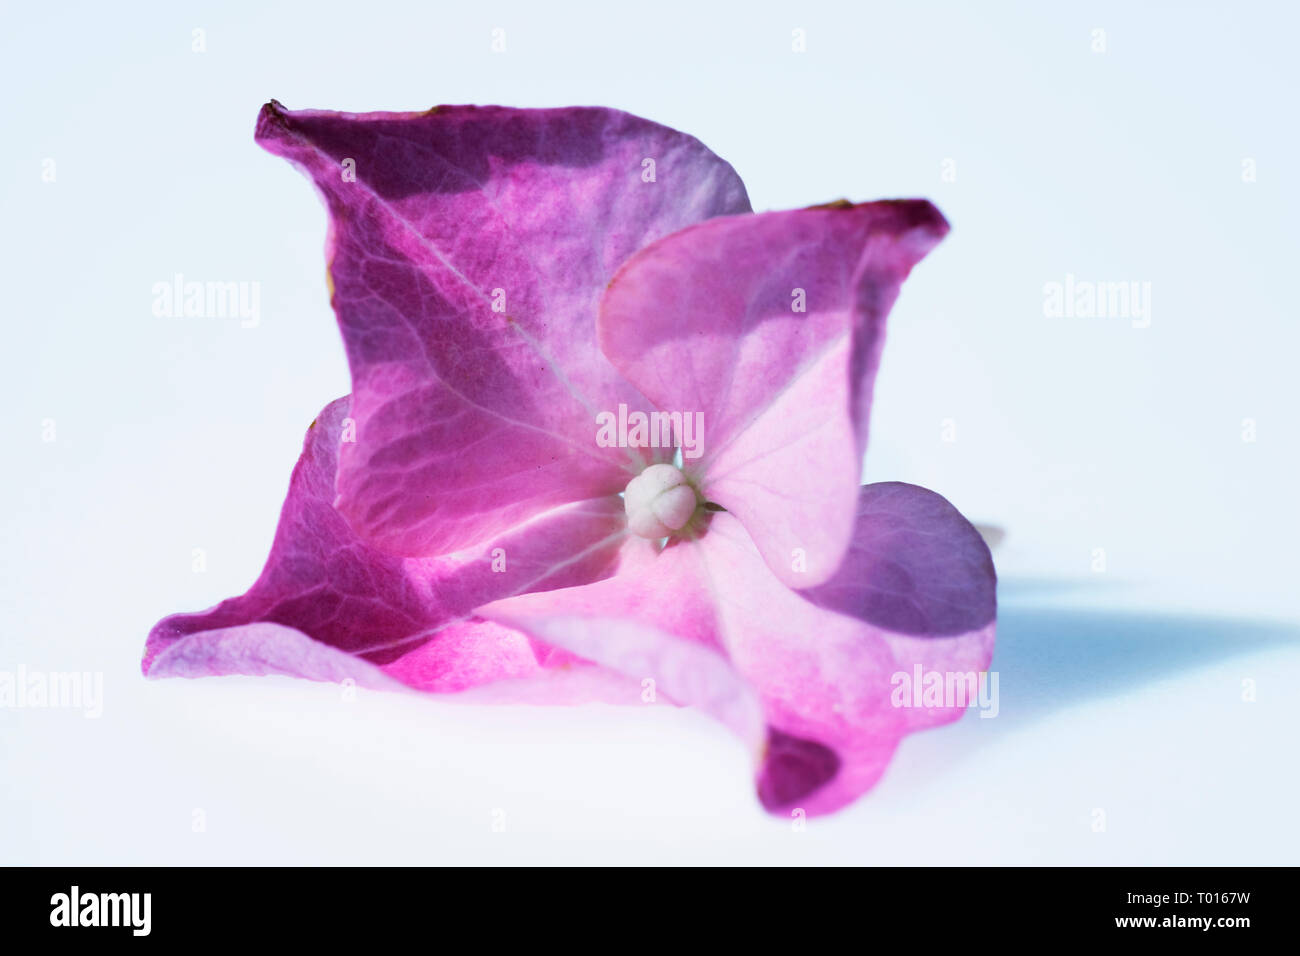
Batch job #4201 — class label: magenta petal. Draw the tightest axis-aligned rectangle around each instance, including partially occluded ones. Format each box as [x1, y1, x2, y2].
[256, 102, 751, 556]
[144, 397, 642, 700]
[598, 201, 949, 587]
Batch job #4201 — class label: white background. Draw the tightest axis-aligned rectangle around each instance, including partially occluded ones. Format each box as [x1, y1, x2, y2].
[2, 0, 1297, 864]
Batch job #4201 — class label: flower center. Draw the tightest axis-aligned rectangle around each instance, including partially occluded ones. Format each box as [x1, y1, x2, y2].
[624, 463, 700, 539]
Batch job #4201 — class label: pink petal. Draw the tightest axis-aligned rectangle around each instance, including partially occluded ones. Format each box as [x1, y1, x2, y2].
[690, 513, 909, 815]
[698, 487, 996, 814]
[256, 102, 751, 556]
[597, 201, 949, 587]
[144, 397, 644, 702]
[477, 482, 994, 815]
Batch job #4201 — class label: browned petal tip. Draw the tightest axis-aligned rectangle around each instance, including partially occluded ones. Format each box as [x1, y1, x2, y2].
[254, 99, 293, 143]
[808, 198, 854, 210]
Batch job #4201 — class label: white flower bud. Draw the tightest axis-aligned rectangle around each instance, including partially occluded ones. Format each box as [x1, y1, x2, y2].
[624, 463, 699, 538]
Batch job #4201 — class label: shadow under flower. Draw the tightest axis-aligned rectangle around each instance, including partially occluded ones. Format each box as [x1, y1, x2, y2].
[877, 578, 1299, 789]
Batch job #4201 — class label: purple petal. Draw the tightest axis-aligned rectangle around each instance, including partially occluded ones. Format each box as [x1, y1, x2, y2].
[598, 201, 949, 587]
[144, 397, 643, 700]
[757, 729, 843, 812]
[256, 102, 751, 556]
[802, 481, 996, 637]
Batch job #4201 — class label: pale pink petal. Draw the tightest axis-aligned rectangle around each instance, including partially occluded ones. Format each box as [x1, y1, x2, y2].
[146, 621, 409, 690]
[598, 201, 949, 587]
[256, 102, 750, 556]
[147, 620, 639, 706]
[475, 540, 762, 747]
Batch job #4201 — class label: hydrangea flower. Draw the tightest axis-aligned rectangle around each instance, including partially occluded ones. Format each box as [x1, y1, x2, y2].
[145, 102, 996, 816]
